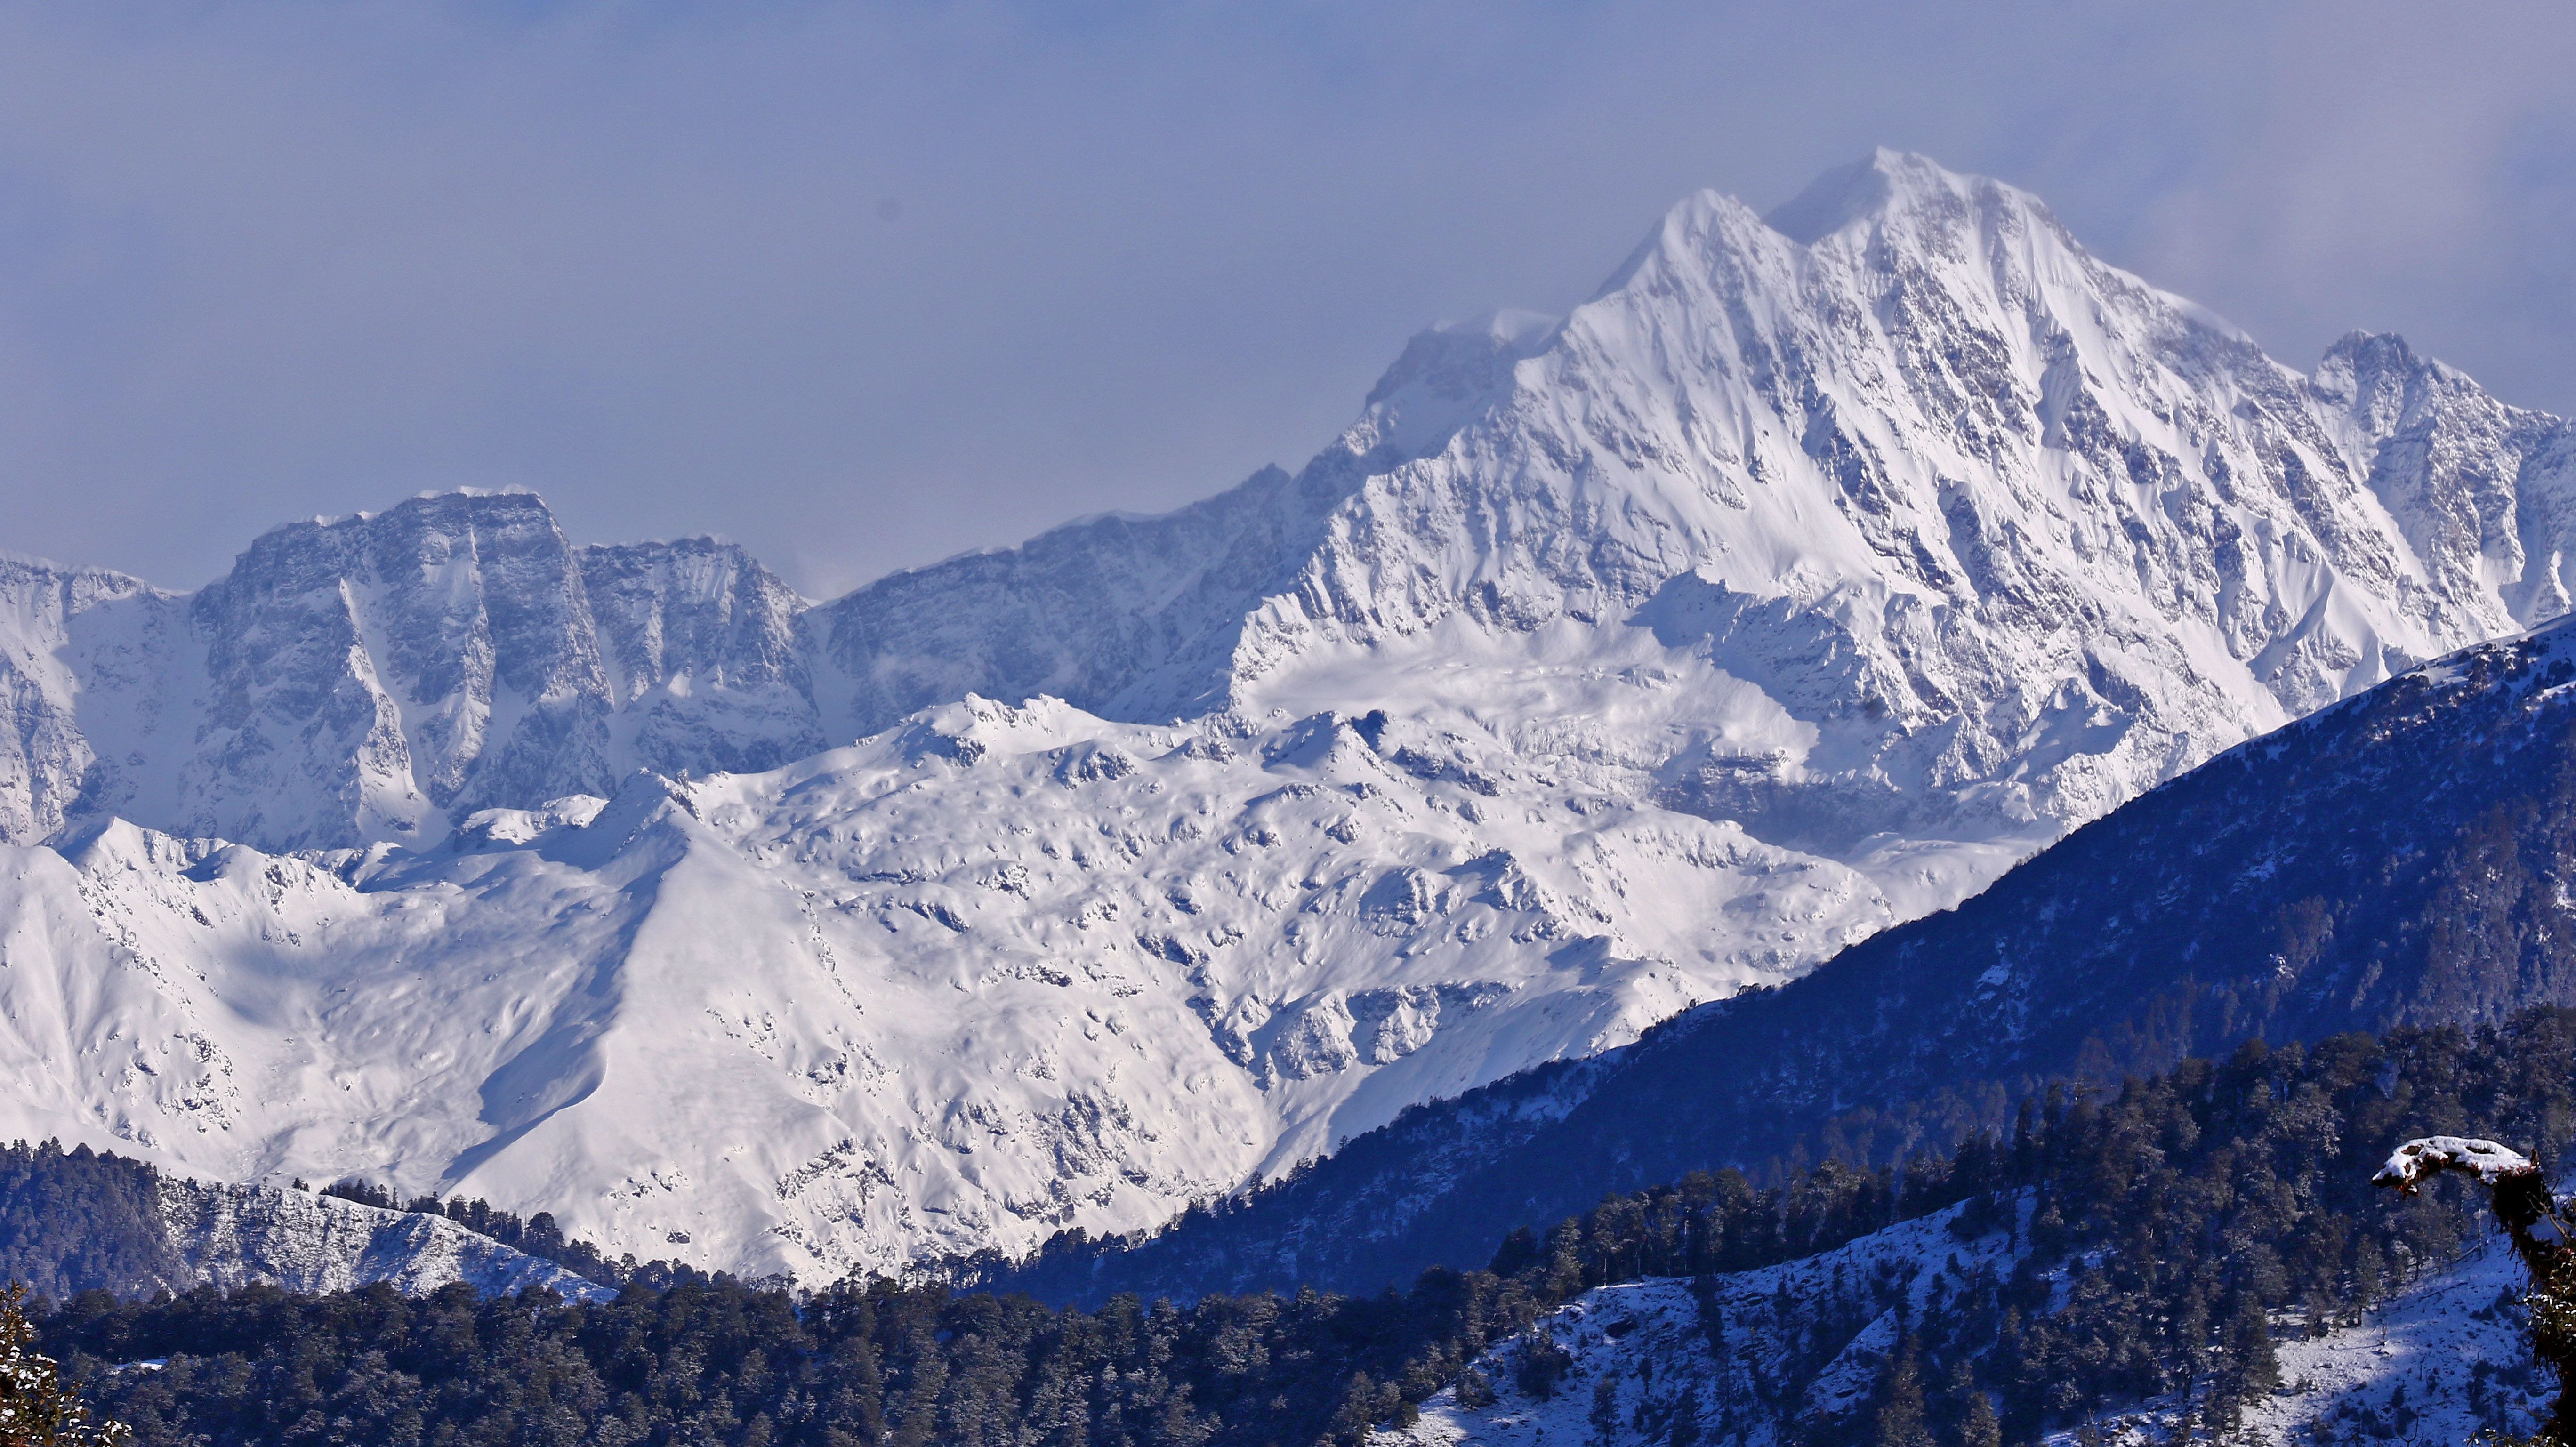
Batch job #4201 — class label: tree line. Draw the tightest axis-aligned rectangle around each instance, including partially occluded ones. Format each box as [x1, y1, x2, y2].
[312, 1178, 641, 1290]
[17, 1008, 2576, 1445]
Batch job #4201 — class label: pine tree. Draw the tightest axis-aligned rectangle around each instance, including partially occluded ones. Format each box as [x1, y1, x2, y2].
[1516, 1331, 1573, 1400]
[2352, 1237, 2387, 1313]
[1666, 1385, 1702, 1447]
[1869, 1341, 1933, 1447]
[1589, 1374, 1620, 1446]
[1954, 1390, 2001, 1447]
[0, 1283, 130, 1447]
[2227, 1296, 2279, 1396]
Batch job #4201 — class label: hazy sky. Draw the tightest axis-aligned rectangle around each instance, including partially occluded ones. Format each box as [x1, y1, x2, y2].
[2, 2, 2571, 596]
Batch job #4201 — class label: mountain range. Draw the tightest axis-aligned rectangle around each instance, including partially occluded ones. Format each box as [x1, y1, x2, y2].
[5, 149, 2576, 1283]
[990, 577, 2576, 1304]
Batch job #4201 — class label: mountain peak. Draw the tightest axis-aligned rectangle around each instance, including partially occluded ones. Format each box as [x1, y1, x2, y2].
[1351, 309, 1561, 460]
[1762, 152, 1895, 244]
[1761, 148, 2030, 246]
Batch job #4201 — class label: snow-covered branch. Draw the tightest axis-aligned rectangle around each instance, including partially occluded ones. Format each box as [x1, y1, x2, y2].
[2375, 1134, 2576, 1439]
[2371, 1136, 2537, 1194]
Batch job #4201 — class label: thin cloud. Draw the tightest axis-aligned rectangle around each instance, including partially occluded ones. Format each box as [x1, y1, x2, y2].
[0, 1, 2568, 595]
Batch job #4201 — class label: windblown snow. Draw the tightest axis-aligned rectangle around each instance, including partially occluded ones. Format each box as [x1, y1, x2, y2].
[4, 151, 2576, 1280]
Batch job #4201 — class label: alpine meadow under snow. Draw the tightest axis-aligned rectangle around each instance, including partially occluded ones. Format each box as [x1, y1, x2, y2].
[3, 151, 2576, 1282]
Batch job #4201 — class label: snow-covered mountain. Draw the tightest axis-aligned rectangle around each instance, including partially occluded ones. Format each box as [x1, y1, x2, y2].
[1025, 586, 2576, 1306]
[4, 150, 2576, 1281]
[0, 495, 819, 850]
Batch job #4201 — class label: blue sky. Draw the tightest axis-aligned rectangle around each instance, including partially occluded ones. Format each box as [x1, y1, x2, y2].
[1, 1, 2571, 595]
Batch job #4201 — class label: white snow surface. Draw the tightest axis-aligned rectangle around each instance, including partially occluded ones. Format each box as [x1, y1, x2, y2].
[2376, 1134, 2536, 1190]
[154, 1177, 612, 1302]
[4, 151, 2576, 1280]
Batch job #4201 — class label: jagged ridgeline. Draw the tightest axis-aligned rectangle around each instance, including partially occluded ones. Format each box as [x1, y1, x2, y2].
[981, 609, 2576, 1303]
[9, 150, 2576, 1283]
[38, 1012, 2576, 1447]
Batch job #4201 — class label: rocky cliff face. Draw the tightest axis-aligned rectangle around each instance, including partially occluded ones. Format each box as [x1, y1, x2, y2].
[580, 535, 822, 777]
[180, 491, 618, 847]
[0, 555, 189, 849]
[2, 152, 2574, 1281]
[1, 494, 814, 851]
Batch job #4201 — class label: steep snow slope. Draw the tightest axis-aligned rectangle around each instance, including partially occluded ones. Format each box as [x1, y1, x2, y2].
[5, 152, 2576, 1279]
[1020, 605, 2576, 1302]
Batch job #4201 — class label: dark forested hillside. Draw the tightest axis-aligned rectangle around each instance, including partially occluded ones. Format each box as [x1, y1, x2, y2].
[1799, 1016, 2576, 1443]
[974, 616, 2576, 1303]
[0, 1140, 187, 1301]
[44, 1012, 2576, 1447]
[42, 1157, 1952, 1447]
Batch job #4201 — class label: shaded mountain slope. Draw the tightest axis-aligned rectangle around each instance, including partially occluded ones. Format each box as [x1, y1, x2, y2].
[1002, 609, 2576, 1300]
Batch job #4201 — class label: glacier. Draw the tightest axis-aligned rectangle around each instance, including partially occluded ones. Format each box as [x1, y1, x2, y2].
[3, 149, 2575, 1280]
